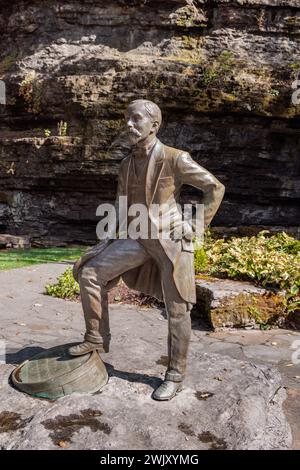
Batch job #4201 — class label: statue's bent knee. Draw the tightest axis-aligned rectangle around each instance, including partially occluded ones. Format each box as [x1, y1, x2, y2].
[79, 263, 100, 284]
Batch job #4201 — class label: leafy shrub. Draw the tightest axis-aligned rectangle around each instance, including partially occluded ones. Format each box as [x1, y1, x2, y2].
[195, 231, 300, 313]
[46, 267, 79, 300]
[194, 246, 207, 273]
[46, 231, 300, 315]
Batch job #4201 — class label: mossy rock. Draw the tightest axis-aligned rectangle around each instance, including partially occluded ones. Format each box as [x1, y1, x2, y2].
[195, 277, 286, 329]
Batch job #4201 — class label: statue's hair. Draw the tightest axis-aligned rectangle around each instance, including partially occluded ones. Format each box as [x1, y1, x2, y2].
[128, 99, 162, 130]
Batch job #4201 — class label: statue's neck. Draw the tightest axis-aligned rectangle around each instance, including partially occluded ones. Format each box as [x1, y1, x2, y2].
[133, 135, 157, 159]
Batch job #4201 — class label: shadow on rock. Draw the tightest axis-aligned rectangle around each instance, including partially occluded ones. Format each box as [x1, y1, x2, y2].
[5, 346, 46, 365]
[104, 362, 162, 391]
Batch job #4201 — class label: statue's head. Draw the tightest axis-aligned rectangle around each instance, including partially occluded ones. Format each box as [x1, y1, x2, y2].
[125, 99, 162, 145]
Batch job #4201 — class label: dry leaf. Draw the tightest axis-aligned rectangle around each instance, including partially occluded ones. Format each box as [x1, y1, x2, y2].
[57, 440, 68, 448]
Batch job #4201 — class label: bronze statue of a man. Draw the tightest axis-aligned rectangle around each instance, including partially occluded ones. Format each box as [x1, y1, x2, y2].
[70, 99, 225, 401]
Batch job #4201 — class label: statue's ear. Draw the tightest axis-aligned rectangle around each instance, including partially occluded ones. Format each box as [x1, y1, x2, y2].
[152, 120, 159, 133]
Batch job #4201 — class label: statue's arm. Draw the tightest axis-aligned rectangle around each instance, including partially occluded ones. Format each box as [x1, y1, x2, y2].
[176, 152, 225, 228]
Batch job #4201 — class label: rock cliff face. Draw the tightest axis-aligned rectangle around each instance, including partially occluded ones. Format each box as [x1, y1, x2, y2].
[0, 0, 299, 244]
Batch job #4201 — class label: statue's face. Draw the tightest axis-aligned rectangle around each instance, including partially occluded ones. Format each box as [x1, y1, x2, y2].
[124, 102, 157, 145]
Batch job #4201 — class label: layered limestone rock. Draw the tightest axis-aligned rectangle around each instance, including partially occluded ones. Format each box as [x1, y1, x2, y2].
[0, 0, 299, 244]
[195, 275, 286, 328]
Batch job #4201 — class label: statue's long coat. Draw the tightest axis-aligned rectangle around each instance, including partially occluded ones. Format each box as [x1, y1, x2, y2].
[73, 139, 225, 304]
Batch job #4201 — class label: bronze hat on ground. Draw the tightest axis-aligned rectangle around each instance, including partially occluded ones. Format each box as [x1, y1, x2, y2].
[11, 343, 108, 400]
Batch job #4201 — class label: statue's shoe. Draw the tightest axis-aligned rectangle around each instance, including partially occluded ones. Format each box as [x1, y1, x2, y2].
[152, 380, 183, 401]
[68, 341, 109, 356]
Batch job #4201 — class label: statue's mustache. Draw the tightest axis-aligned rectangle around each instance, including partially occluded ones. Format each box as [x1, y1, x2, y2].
[107, 126, 142, 151]
[128, 128, 142, 138]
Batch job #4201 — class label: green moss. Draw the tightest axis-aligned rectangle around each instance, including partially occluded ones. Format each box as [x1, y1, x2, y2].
[203, 66, 218, 86]
[167, 56, 202, 65]
[211, 292, 285, 328]
[289, 61, 300, 71]
[0, 52, 17, 76]
[176, 16, 207, 29]
[176, 17, 187, 27]
[202, 51, 236, 86]
[150, 76, 166, 89]
[288, 61, 300, 80]
[221, 92, 238, 103]
[18, 72, 42, 114]
[285, 17, 298, 27]
[180, 35, 197, 49]
[105, 119, 123, 130]
[217, 51, 235, 70]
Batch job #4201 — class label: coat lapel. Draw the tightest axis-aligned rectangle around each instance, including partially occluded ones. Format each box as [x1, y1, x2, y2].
[145, 139, 165, 206]
[122, 155, 132, 197]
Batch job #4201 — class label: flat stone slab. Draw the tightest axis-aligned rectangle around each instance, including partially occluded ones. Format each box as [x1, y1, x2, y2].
[196, 276, 286, 329]
[0, 352, 291, 450]
[0, 264, 299, 449]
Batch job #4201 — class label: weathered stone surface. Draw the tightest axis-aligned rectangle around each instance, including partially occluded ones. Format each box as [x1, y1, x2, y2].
[0, 0, 299, 244]
[0, 263, 299, 449]
[0, 234, 30, 248]
[195, 275, 286, 328]
[0, 353, 292, 450]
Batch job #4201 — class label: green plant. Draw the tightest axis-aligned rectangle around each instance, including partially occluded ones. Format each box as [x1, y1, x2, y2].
[289, 62, 300, 71]
[203, 66, 219, 86]
[57, 120, 68, 136]
[45, 267, 79, 300]
[285, 17, 298, 27]
[44, 129, 51, 137]
[247, 305, 262, 323]
[202, 51, 236, 86]
[150, 78, 166, 89]
[194, 230, 300, 313]
[0, 52, 17, 76]
[288, 61, 300, 80]
[0, 161, 15, 176]
[45, 231, 300, 318]
[217, 51, 235, 72]
[194, 246, 207, 272]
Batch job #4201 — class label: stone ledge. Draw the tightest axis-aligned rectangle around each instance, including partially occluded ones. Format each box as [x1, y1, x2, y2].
[195, 275, 286, 329]
[0, 234, 31, 249]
